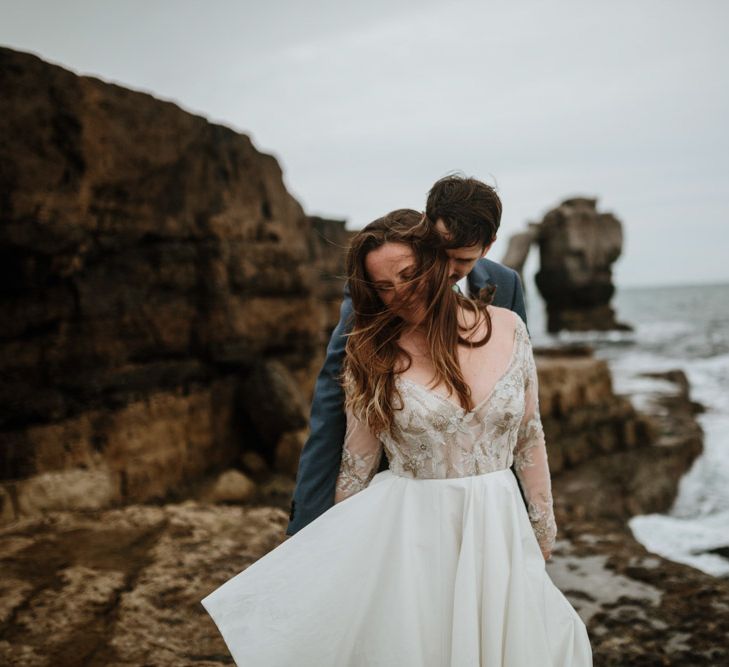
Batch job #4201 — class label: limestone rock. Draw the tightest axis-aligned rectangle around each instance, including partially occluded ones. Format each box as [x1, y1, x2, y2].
[0, 486, 17, 524]
[535, 351, 653, 474]
[551, 368, 703, 521]
[534, 197, 632, 332]
[12, 468, 119, 517]
[0, 379, 241, 519]
[239, 450, 269, 479]
[240, 360, 309, 448]
[256, 473, 297, 509]
[274, 428, 308, 477]
[308, 215, 354, 332]
[0, 502, 287, 666]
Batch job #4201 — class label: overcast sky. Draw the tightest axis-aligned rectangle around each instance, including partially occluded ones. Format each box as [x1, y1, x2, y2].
[2, 0, 728, 288]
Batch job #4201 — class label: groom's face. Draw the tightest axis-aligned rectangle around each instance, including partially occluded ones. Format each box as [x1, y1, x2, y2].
[434, 219, 494, 284]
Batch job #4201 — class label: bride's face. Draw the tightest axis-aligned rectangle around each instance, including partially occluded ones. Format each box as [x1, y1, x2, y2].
[365, 242, 427, 325]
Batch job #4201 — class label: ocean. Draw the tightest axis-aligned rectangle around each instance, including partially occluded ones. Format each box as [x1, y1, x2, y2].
[525, 281, 729, 577]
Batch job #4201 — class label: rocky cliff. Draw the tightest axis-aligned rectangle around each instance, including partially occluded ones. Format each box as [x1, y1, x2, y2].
[0, 47, 349, 522]
[536, 347, 651, 474]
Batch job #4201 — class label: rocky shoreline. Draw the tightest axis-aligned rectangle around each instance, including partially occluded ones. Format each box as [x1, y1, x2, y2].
[548, 370, 729, 666]
[2, 355, 725, 666]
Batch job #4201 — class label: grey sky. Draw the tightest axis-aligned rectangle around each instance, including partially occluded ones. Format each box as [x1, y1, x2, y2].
[1, 0, 728, 287]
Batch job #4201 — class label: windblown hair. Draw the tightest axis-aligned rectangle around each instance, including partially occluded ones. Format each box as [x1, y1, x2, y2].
[425, 174, 502, 249]
[342, 208, 494, 438]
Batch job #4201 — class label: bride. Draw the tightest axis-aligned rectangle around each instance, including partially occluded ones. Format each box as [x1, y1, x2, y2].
[201, 209, 592, 666]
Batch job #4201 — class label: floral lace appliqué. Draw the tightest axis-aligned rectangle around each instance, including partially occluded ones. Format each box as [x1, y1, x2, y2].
[336, 314, 557, 554]
[336, 447, 381, 499]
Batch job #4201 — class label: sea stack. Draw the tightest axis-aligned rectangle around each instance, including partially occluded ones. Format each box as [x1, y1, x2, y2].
[534, 197, 632, 333]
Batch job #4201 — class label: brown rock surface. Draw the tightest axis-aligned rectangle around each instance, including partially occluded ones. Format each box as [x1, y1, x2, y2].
[534, 197, 632, 333]
[239, 359, 308, 449]
[546, 525, 729, 666]
[274, 428, 308, 478]
[307, 215, 355, 362]
[0, 47, 348, 522]
[200, 469, 257, 504]
[551, 366, 703, 521]
[535, 350, 656, 474]
[0, 502, 287, 666]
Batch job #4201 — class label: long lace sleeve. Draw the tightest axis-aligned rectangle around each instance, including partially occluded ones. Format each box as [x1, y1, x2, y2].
[513, 325, 557, 558]
[334, 404, 383, 503]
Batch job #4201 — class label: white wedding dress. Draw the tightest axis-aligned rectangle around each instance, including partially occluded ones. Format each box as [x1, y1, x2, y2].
[201, 313, 592, 666]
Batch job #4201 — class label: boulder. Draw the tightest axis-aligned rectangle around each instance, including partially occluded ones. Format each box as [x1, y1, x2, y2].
[202, 469, 257, 504]
[13, 468, 119, 518]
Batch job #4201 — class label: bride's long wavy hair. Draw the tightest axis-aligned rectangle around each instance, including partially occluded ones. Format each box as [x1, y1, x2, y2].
[342, 208, 495, 438]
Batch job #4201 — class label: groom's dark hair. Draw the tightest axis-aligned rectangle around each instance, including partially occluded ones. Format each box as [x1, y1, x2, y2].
[425, 174, 502, 250]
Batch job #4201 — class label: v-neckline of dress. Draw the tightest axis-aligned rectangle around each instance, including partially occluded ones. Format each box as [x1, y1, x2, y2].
[396, 319, 522, 415]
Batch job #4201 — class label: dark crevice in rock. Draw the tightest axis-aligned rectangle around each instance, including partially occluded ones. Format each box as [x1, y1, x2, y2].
[59, 520, 169, 667]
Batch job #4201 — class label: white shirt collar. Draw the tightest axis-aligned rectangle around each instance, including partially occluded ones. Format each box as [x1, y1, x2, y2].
[456, 275, 469, 297]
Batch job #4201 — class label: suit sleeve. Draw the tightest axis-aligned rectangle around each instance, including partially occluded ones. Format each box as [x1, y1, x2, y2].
[511, 271, 529, 332]
[286, 285, 353, 535]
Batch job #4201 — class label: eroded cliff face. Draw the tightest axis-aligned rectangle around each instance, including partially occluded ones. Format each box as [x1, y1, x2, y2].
[527, 348, 701, 521]
[536, 350, 648, 472]
[0, 47, 349, 521]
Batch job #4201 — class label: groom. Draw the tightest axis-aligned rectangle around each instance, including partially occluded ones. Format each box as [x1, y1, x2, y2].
[287, 175, 528, 535]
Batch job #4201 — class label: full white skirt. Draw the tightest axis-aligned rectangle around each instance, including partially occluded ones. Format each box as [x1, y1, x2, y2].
[201, 469, 592, 666]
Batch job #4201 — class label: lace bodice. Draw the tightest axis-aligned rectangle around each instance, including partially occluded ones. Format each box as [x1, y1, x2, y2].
[335, 312, 557, 556]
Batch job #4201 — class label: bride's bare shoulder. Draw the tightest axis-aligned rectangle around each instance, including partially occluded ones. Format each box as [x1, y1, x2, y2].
[458, 304, 516, 341]
[483, 306, 521, 341]
[487, 305, 519, 327]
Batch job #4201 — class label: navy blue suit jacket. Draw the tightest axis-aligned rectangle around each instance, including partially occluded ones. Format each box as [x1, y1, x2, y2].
[287, 258, 528, 535]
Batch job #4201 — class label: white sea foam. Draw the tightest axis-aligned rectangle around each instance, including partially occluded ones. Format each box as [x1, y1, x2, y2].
[608, 350, 729, 575]
[629, 512, 729, 577]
